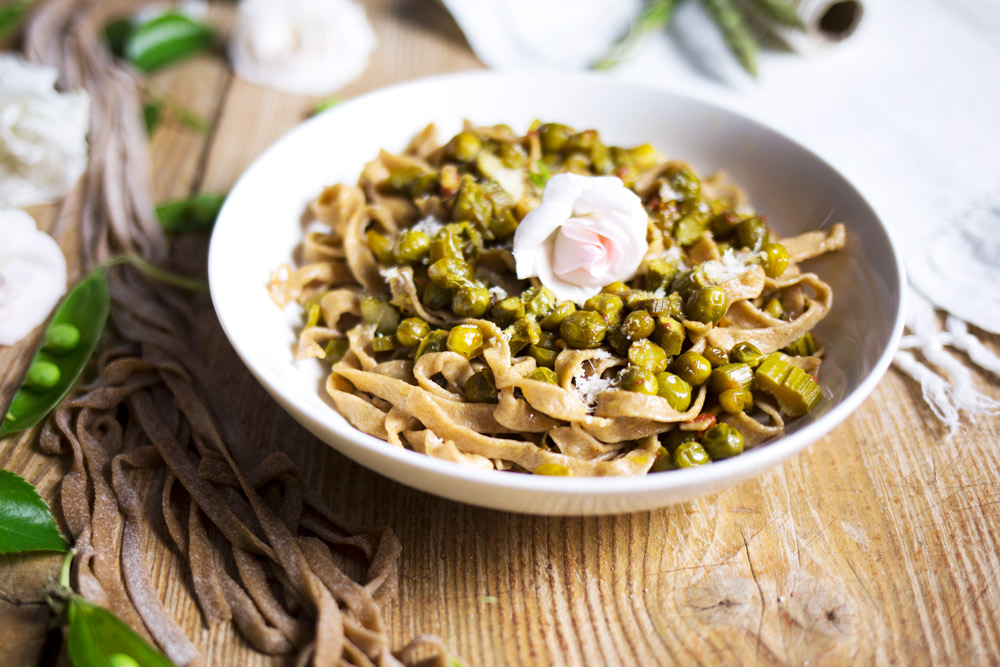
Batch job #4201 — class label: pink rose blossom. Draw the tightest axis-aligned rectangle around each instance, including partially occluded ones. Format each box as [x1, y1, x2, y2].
[512, 173, 648, 303]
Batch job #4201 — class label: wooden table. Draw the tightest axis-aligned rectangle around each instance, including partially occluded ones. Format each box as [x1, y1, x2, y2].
[3, 2, 1000, 664]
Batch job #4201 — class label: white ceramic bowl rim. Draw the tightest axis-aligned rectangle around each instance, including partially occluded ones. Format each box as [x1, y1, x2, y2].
[209, 70, 907, 507]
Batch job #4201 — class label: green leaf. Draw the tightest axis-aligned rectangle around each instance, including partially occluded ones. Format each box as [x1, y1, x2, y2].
[0, 469, 67, 553]
[103, 17, 132, 58]
[155, 192, 226, 233]
[142, 101, 163, 135]
[67, 595, 174, 667]
[0, 0, 32, 40]
[124, 12, 214, 72]
[312, 96, 344, 116]
[529, 160, 552, 189]
[1, 269, 110, 437]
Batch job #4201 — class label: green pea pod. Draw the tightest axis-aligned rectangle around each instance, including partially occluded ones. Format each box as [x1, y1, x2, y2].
[155, 192, 226, 233]
[67, 595, 174, 667]
[124, 12, 215, 72]
[1, 269, 110, 437]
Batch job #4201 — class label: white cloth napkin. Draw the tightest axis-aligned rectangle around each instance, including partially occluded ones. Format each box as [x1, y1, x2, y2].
[443, 0, 1000, 428]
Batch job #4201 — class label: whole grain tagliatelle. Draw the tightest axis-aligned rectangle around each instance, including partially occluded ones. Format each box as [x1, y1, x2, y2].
[270, 121, 847, 476]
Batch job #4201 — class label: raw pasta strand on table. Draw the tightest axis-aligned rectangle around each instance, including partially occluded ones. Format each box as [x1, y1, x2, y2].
[25, 0, 446, 665]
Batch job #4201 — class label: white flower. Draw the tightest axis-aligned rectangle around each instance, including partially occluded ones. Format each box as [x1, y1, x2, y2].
[512, 173, 648, 304]
[229, 0, 377, 96]
[0, 209, 67, 346]
[0, 55, 90, 207]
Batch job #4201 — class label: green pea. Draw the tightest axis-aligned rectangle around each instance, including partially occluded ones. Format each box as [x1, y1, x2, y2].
[445, 324, 483, 359]
[654, 316, 685, 356]
[428, 257, 472, 288]
[539, 123, 574, 153]
[703, 345, 730, 368]
[762, 296, 784, 320]
[540, 301, 576, 331]
[619, 366, 658, 395]
[45, 323, 81, 354]
[372, 335, 397, 352]
[719, 388, 754, 414]
[491, 296, 525, 326]
[760, 243, 789, 278]
[629, 339, 668, 373]
[708, 363, 755, 394]
[422, 283, 452, 311]
[671, 268, 711, 300]
[429, 229, 464, 263]
[448, 130, 483, 162]
[559, 310, 608, 349]
[621, 311, 655, 341]
[590, 141, 613, 175]
[465, 369, 498, 403]
[650, 445, 678, 472]
[606, 327, 631, 356]
[655, 372, 692, 411]
[702, 423, 744, 460]
[729, 341, 764, 368]
[25, 361, 61, 391]
[565, 129, 598, 153]
[490, 207, 520, 239]
[528, 344, 559, 369]
[324, 338, 349, 364]
[396, 317, 430, 347]
[359, 295, 400, 335]
[393, 229, 430, 264]
[673, 351, 712, 386]
[664, 429, 698, 455]
[415, 330, 449, 359]
[498, 141, 526, 168]
[452, 284, 491, 318]
[366, 229, 395, 264]
[602, 281, 629, 296]
[673, 441, 712, 467]
[528, 367, 559, 385]
[685, 287, 727, 324]
[506, 317, 542, 355]
[667, 166, 702, 200]
[410, 173, 439, 198]
[584, 293, 624, 329]
[630, 144, 658, 170]
[709, 212, 741, 239]
[534, 462, 572, 476]
[453, 176, 493, 229]
[384, 167, 424, 194]
[522, 286, 556, 318]
[736, 216, 770, 249]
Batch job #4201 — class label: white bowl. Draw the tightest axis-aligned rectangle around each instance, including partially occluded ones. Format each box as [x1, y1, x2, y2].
[209, 71, 905, 516]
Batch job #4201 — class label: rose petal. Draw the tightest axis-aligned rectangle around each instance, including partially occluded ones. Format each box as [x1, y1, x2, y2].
[534, 244, 604, 303]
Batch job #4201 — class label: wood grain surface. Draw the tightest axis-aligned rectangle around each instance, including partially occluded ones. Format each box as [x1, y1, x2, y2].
[3, 1, 1000, 665]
